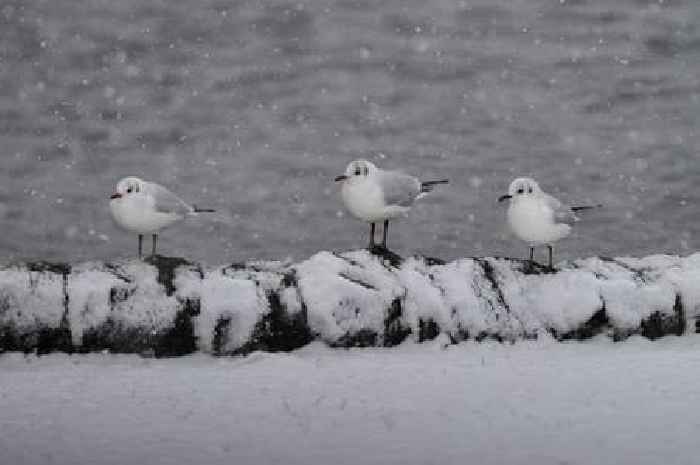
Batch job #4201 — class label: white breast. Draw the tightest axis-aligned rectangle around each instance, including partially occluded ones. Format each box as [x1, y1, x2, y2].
[507, 198, 571, 246]
[110, 195, 184, 234]
[341, 178, 403, 222]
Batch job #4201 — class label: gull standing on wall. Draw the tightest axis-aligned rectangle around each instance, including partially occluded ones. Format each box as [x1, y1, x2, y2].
[109, 176, 215, 258]
[498, 177, 601, 268]
[335, 159, 448, 250]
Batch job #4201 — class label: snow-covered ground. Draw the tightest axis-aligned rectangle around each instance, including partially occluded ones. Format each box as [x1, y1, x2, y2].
[2, 336, 700, 465]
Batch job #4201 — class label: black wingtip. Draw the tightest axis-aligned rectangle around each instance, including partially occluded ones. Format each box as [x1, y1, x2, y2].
[423, 179, 449, 185]
[193, 205, 216, 213]
[571, 204, 603, 212]
[420, 179, 449, 193]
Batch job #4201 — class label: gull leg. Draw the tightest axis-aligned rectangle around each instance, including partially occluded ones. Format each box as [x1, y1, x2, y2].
[138, 234, 143, 259]
[547, 245, 554, 269]
[369, 222, 375, 249]
[152, 234, 158, 257]
[382, 219, 389, 248]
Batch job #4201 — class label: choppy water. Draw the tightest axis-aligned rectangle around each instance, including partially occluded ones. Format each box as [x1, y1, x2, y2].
[1, 0, 699, 264]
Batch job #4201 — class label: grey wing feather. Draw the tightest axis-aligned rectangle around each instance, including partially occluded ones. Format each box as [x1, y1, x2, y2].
[379, 171, 422, 207]
[543, 193, 577, 225]
[146, 182, 194, 216]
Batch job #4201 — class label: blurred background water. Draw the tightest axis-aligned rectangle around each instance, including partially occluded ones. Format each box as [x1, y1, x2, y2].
[0, 0, 699, 264]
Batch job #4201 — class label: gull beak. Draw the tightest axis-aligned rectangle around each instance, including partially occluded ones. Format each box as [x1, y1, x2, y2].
[334, 175, 348, 182]
[110, 193, 122, 200]
[498, 194, 512, 203]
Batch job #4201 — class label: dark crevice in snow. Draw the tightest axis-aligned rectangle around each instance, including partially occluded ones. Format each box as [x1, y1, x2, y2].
[222, 263, 248, 273]
[154, 301, 198, 357]
[37, 327, 73, 355]
[420, 256, 446, 266]
[600, 257, 649, 283]
[109, 287, 135, 305]
[418, 319, 440, 342]
[337, 272, 378, 291]
[384, 297, 411, 346]
[212, 317, 231, 355]
[26, 261, 71, 276]
[207, 282, 313, 356]
[333, 329, 378, 348]
[518, 261, 556, 275]
[145, 255, 194, 296]
[368, 245, 403, 267]
[640, 294, 685, 340]
[281, 270, 298, 288]
[235, 290, 313, 355]
[474, 258, 511, 314]
[81, 320, 157, 354]
[331, 252, 362, 268]
[557, 306, 609, 341]
[29, 262, 73, 355]
[103, 263, 132, 283]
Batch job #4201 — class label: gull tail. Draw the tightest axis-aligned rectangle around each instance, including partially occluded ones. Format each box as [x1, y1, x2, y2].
[193, 205, 216, 213]
[420, 179, 449, 193]
[571, 204, 603, 212]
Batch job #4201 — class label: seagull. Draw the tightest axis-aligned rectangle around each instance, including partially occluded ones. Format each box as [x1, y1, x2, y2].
[334, 159, 448, 250]
[109, 176, 215, 258]
[498, 177, 600, 268]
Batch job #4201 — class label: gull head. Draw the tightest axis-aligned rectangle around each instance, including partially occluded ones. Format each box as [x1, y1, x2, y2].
[111, 176, 145, 200]
[498, 177, 542, 202]
[334, 159, 378, 182]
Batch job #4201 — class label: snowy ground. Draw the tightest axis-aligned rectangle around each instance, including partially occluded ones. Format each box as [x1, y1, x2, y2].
[2, 336, 700, 465]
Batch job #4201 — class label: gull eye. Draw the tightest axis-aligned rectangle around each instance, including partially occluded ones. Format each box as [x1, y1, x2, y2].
[517, 188, 524, 194]
[126, 187, 133, 194]
[354, 167, 362, 176]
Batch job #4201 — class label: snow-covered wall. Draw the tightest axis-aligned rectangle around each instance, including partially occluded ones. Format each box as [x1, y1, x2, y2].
[1, 250, 698, 356]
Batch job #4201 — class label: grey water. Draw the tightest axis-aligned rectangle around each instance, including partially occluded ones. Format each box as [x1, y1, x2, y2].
[1, 0, 699, 265]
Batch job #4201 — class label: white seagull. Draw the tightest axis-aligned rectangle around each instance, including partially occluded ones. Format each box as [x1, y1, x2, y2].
[334, 159, 448, 249]
[109, 176, 215, 258]
[498, 177, 600, 268]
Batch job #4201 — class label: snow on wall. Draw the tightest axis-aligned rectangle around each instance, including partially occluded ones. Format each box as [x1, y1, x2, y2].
[295, 251, 405, 344]
[176, 266, 270, 353]
[66, 262, 123, 346]
[0, 250, 696, 355]
[103, 260, 182, 331]
[0, 265, 65, 333]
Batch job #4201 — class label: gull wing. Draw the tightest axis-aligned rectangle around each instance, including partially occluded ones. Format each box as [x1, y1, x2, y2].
[542, 193, 577, 225]
[378, 171, 422, 207]
[145, 182, 193, 216]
